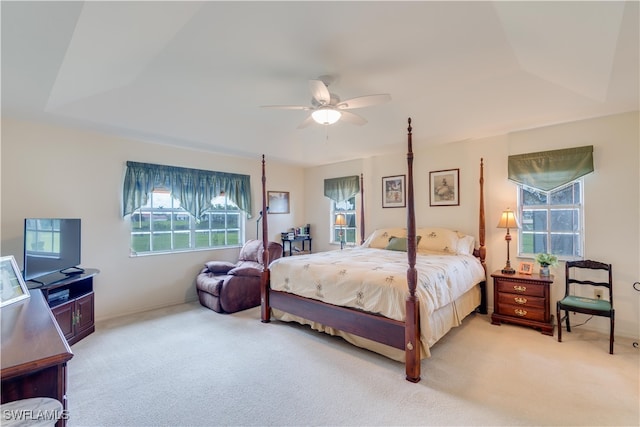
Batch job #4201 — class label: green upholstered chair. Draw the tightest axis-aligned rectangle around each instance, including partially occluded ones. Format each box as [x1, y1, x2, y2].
[557, 260, 614, 354]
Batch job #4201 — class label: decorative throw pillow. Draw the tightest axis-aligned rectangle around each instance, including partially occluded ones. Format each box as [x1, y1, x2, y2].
[385, 235, 422, 252]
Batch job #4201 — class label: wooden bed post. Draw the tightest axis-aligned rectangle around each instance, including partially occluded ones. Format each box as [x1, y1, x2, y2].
[360, 173, 365, 245]
[478, 158, 486, 271]
[405, 118, 420, 383]
[261, 155, 271, 323]
[477, 158, 488, 314]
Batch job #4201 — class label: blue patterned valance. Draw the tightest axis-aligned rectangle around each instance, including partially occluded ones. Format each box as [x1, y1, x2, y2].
[122, 161, 252, 218]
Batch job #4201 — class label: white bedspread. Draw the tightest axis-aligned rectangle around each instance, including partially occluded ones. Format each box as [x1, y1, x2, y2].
[269, 247, 485, 321]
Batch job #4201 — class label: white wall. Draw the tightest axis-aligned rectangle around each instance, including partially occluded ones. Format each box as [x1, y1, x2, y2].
[1, 118, 304, 321]
[2, 112, 638, 339]
[304, 112, 639, 339]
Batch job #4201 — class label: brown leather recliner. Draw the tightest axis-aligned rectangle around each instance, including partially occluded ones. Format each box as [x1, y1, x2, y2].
[196, 239, 283, 314]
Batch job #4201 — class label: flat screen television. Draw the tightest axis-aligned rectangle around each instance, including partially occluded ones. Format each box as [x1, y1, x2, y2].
[23, 218, 83, 285]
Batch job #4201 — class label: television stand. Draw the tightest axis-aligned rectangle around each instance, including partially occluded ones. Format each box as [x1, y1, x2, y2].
[34, 268, 100, 345]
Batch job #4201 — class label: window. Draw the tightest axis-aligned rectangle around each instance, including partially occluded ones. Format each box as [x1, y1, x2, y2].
[332, 196, 357, 246]
[130, 191, 243, 255]
[323, 174, 360, 247]
[123, 161, 251, 255]
[518, 180, 583, 260]
[24, 219, 63, 256]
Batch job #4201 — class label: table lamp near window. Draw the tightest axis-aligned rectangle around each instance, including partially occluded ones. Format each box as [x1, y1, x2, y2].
[335, 213, 347, 250]
[497, 208, 520, 274]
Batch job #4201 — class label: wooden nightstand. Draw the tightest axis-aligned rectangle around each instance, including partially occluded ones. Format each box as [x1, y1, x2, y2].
[491, 270, 554, 335]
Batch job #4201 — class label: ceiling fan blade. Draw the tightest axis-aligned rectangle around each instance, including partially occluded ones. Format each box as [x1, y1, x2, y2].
[296, 115, 316, 129]
[340, 111, 367, 126]
[336, 94, 391, 110]
[260, 105, 311, 110]
[309, 80, 331, 105]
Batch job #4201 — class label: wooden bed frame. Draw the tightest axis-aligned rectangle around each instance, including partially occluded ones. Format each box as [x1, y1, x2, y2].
[260, 118, 486, 383]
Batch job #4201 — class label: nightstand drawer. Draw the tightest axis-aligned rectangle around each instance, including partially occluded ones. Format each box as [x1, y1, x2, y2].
[496, 280, 546, 297]
[496, 292, 546, 309]
[496, 303, 546, 322]
[491, 271, 554, 336]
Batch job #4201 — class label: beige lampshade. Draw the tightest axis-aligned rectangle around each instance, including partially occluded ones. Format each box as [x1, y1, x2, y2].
[335, 213, 347, 226]
[497, 208, 520, 229]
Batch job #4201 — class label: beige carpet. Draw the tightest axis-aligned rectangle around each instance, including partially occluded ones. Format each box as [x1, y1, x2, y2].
[66, 302, 639, 426]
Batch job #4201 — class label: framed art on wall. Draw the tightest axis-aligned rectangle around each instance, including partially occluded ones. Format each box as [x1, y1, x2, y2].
[1, 255, 30, 307]
[429, 169, 460, 206]
[267, 191, 290, 214]
[382, 175, 406, 208]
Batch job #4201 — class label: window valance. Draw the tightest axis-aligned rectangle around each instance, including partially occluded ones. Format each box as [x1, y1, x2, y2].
[122, 161, 252, 218]
[324, 175, 360, 202]
[508, 146, 594, 191]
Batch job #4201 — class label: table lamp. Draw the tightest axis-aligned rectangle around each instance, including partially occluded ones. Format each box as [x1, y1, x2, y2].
[335, 213, 347, 250]
[497, 208, 520, 274]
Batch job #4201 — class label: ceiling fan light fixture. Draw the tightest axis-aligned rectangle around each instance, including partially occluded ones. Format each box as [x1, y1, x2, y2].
[312, 108, 341, 125]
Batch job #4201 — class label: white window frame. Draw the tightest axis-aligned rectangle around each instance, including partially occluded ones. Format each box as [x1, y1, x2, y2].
[130, 191, 244, 256]
[517, 179, 584, 261]
[331, 196, 357, 246]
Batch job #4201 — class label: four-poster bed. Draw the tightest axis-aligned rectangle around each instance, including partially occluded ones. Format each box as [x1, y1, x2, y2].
[260, 118, 487, 383]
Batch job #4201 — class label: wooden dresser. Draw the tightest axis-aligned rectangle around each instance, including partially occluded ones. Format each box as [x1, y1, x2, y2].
[491, 270, 554, 335]
[1, 290, 73, 426]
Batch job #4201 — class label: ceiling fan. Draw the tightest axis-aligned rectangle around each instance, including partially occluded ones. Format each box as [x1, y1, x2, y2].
[261, 75, 391, 128]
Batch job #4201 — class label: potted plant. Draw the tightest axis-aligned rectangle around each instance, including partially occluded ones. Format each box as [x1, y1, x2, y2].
[535, 253, 558, 276]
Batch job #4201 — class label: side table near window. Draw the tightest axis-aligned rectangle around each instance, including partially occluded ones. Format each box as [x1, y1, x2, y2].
[491, 271, 554, 335]
[281, 236, 312, 257]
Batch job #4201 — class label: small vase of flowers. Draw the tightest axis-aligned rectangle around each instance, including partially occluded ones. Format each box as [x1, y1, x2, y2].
[535, 253, 558, 276]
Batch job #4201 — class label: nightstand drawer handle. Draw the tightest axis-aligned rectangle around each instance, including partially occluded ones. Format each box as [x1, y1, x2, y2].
[514, 308, 527, 317]
[514, 297, 527, 304]
[513, 285, 527, 292]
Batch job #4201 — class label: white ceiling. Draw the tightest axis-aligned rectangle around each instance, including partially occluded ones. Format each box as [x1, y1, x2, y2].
[2, 1, 638, 167]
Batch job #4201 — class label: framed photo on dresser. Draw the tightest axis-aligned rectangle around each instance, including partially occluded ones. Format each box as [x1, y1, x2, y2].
[0, 256, 30, 307]
[518, 262, 534, 275]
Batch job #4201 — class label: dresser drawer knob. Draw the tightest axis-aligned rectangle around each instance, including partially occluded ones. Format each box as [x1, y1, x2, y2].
[513, 285, 527, 292]
[514, 297, 527, 304]
[514, 308, 528, 317]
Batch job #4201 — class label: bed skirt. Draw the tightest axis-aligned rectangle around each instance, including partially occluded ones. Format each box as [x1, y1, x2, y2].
[272, 284, 481, 362]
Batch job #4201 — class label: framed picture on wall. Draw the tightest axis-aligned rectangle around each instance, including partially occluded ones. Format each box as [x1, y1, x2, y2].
[267, 191, 290, 214]
[382, 175, 406, 208]
[429, 169, 460, 206]
[1, 255, 30, 307]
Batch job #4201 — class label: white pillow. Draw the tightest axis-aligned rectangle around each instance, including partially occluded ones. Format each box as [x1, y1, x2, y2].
[456, 234, 475, 255]
[417, 227, 459, 254]
[363, 228, 407, 249]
